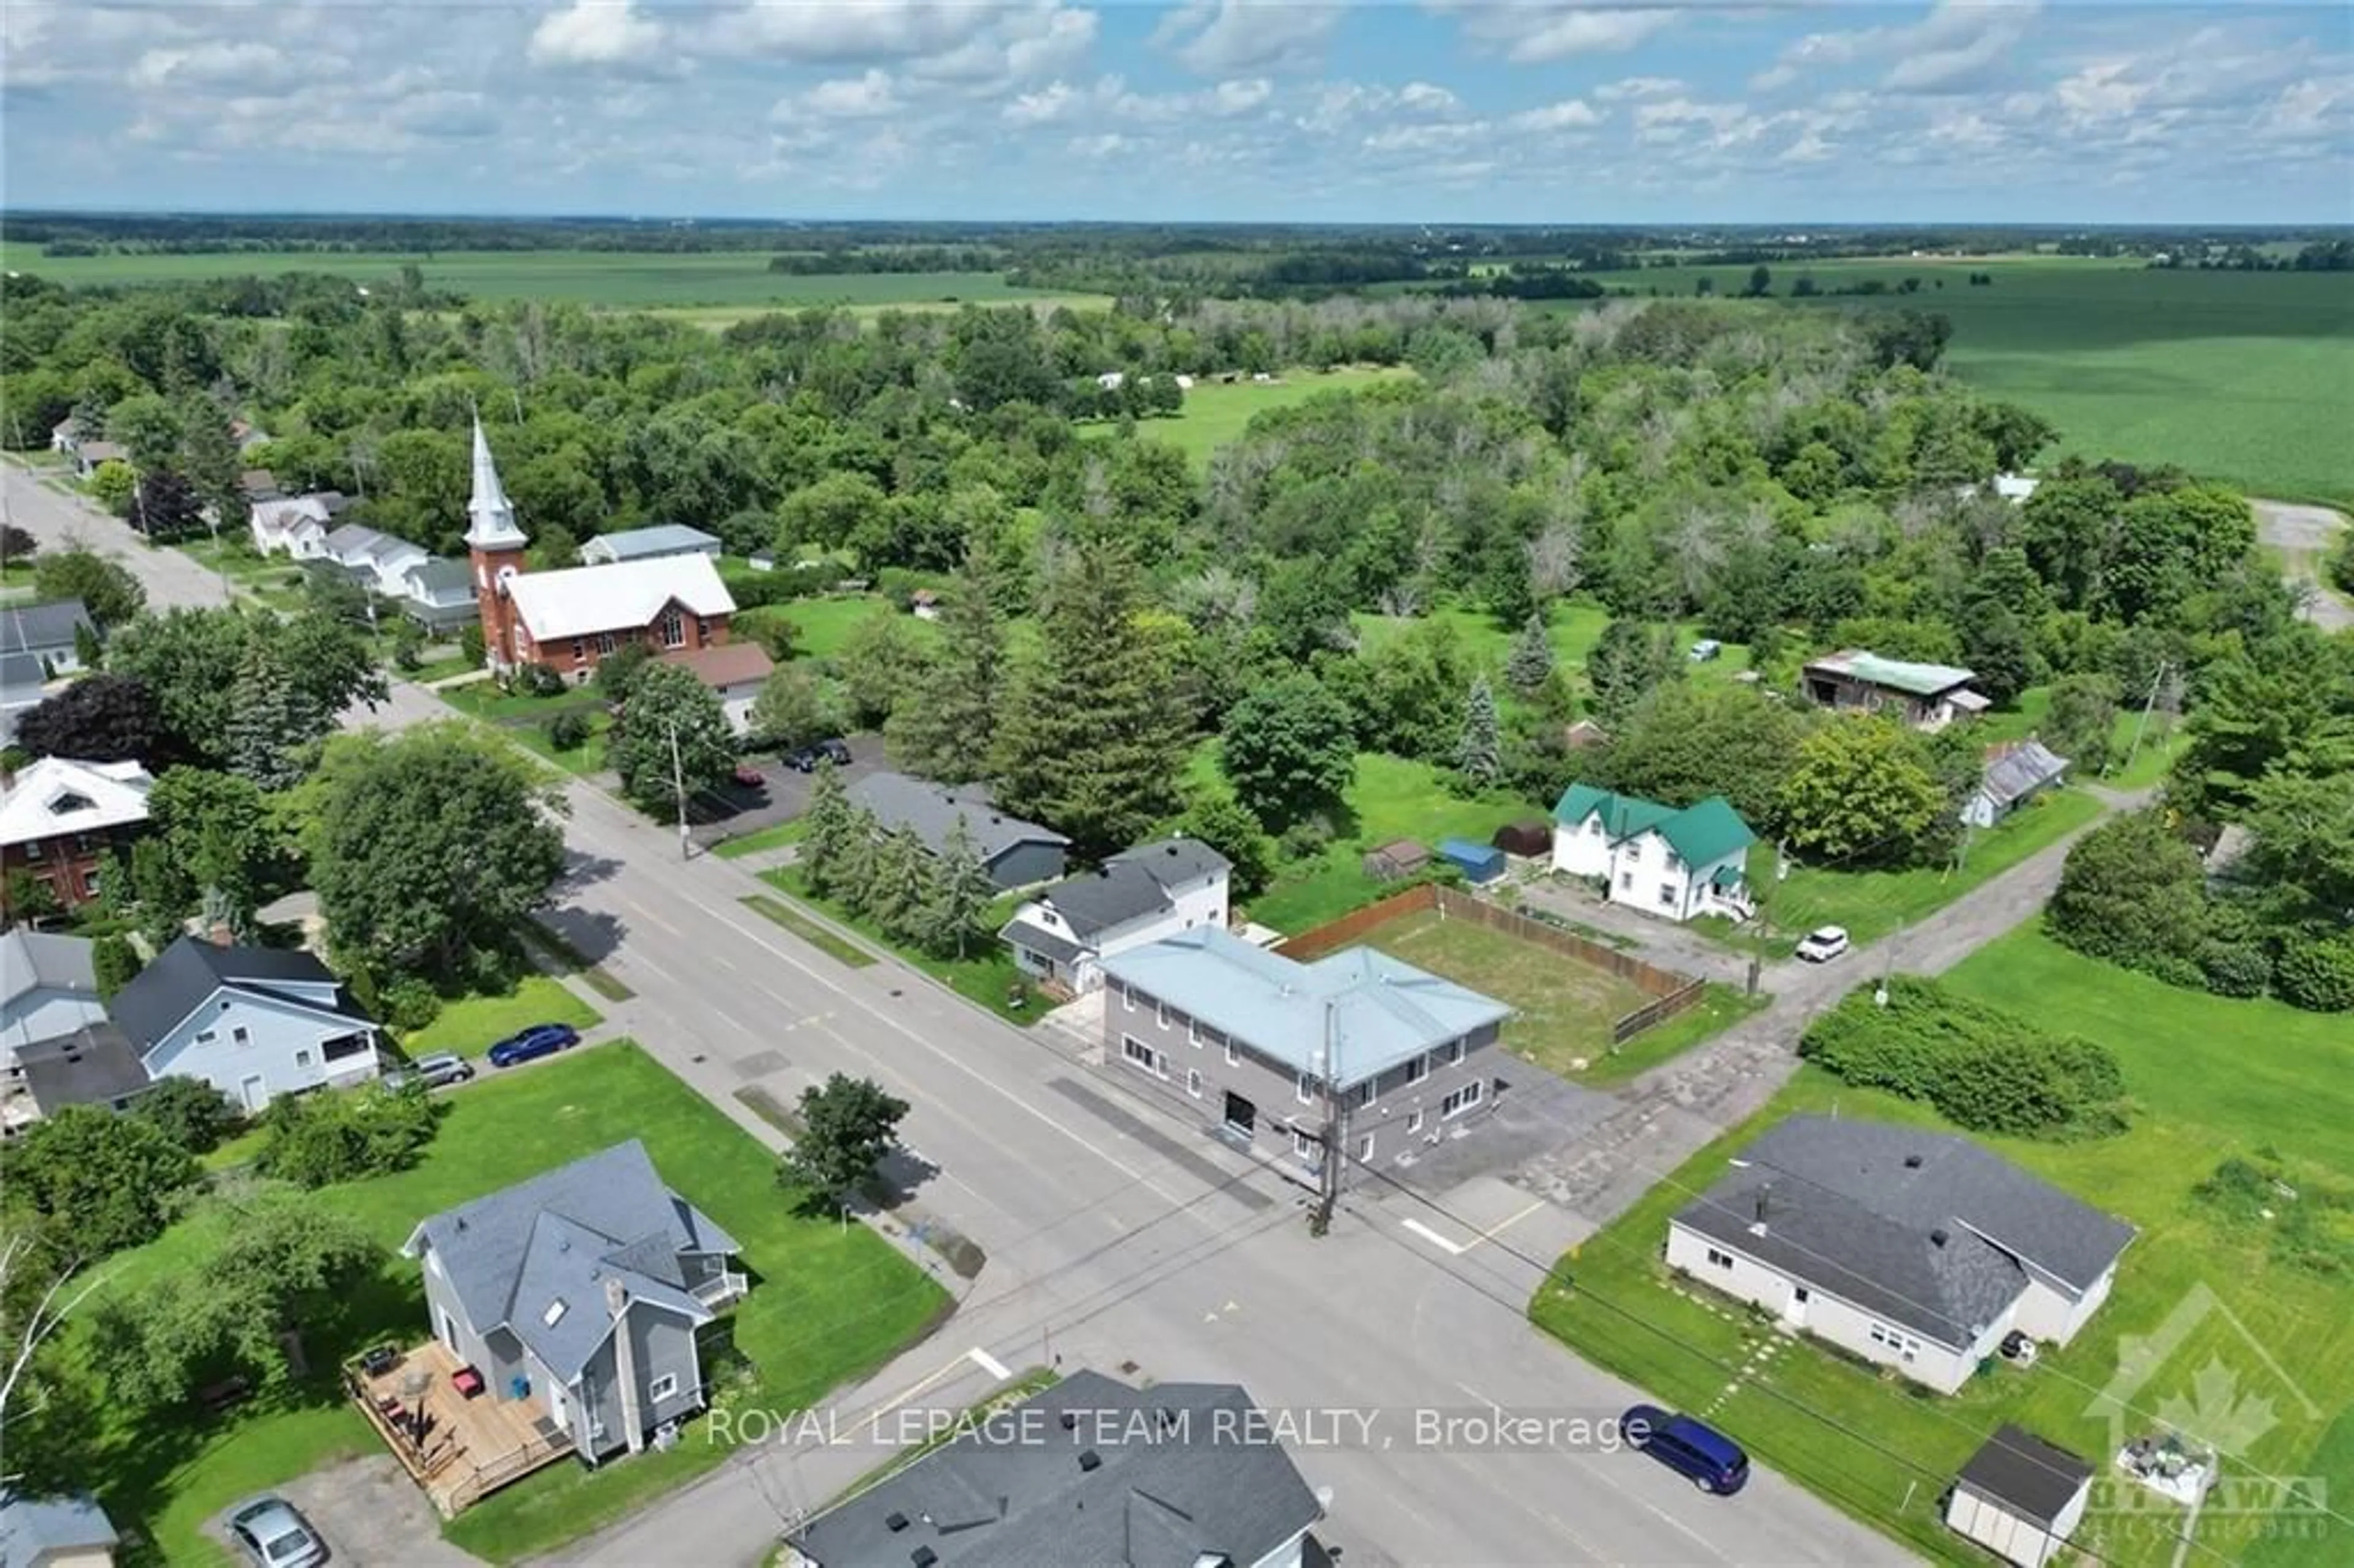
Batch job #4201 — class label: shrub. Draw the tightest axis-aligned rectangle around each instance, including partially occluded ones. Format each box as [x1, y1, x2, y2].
[380, 973, 444, 1032]
[1799, 977, 2127, 1138]
[546, 710, 590, 752]
[91, 934, 143, 999]
[514, 661, 567, 698]
[254, 1081, 440, 1188]
[2046, 810, 2208, 982]
[459, 623, 486, 667]
[129, 1075, 242, 1156]
[1276, 815, 1333, 863]
[2273, 931, 2354, 1013]
[2198, 937, 2273, 998]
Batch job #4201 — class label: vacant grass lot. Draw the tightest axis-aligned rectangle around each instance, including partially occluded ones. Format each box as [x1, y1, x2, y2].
[1543, 258, 2354, 504]
[1535, 931, 2354, 1567]
[1363, 908, 1649, 1075]
[75, 1045, 947, 1566]
[436, 680, 612, 774]
[736, 594, 929, 662]
[1080, 366, 1417, 470]
[394, 974, 600, 1060]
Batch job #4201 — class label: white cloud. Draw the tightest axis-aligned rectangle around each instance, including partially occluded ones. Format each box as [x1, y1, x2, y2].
[1397, 81, 1460, 113]
[775, 68, 901, 121]
[2261, 77, 2354, 142]
[702, 1, 996, 62]
[1004, 79, 1084, 124]
[1753, 1, 2040, 97]
[910, 5, 1098, 86]
[131, 42, 314, 92]
[1156, 0, 1339, 74]
[1430, 2, 1680, 65]
[1363, 120, 1485, 154]
[1511, 99, 1604, 132]
[529, 1, 668, 70]
[1596, 75, 1686, 101]
[1069, 131, 1132, 158]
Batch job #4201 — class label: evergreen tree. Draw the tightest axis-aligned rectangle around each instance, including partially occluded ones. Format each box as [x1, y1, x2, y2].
[177, 397, 246, 528]
[992, 540, 1189, 860]
[91, 935, 143, 1000]
[1504, 611, 1555, 694]
[866, 827, 934, 941]
[1455, 676, 1501, 786]
[224, 633, 304, 791]
[830, 807, 885, 914]
[888, 560, 1009, 784]
[923, 816, 997, 959]
[799, 764, 857, 897]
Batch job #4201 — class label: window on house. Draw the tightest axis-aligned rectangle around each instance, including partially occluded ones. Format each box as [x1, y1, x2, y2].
[1440, 1079, 1486, 1119]
[1357, 1077, 1377, 1109]
[596, 631, 617, 655]
[232, 1027, 249, 1045]
[1120, 1036, 1165, 1078]
[295, 1049, 313, 1067]
[1705, 1247, 1734, 1269]
[1121, 984, 1135, 1013]
[1188, 1019, 1200, 1047]
[572, 637, 585, 661]
[195, 1029, 218, 1045]
[649, 1372, 679, 1402]
[1405, 1055, 1430, 1086]
[324, 1033, 372, 1061]
[1443, 1038, 1465, 1066]
[1406, 1109, 1424, 1135]
[1156, 1000, 1169, 1027]
[1665, 851, 1683, 873]
[696, 617, 711, 642]
[659, 608, 685, 649]
[1186, 1068, 1202, 1099]
[544, 1299, 568, 1326]
[1358, 1132, 1376, 1163]
[1224, 1041, 1240, 1068]
[1296, 1072, 1314, 1104]
[1619, 870, 1634, 890]
[1291, 1127, 1320, 1163]
[1659, 883, 1678, 908]
[1866, 1323, 1922, 1360]
[1589, 818, 1602, 835]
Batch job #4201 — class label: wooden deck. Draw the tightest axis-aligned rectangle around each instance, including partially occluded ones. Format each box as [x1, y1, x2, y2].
[346, 1339, 571, 1515]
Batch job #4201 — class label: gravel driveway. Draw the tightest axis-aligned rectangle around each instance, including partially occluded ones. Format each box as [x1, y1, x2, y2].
[2253, 497, 2353, 632]
[212, 1455, 484, 1567]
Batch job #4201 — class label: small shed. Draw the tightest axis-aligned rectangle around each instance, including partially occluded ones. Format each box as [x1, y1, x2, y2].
[1564, 718, 1611, 750]
[1945, 1425, 2093, 1568]
[1362, 839, 1430, 883]
[1436, 837, 1506, 885]
[747, 552, 776, 573]
[1491, 820, 1552, 859]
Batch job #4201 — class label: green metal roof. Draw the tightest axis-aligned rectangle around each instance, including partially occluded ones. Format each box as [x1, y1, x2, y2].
[1841, 653, 1978, 698]
[1658, 796, 1758, 870]
[1710, 864, 1744, 889]
[1551, 783, 1675, 839]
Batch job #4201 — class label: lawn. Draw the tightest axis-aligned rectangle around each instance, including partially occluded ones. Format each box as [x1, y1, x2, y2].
[1732, 786, 2107, 955]
[761, 869, 1038, 1023]
[1533, 259, 2354, 504]
[77, 1045, 948, 1567]
[1533, 930, 2354, 1568]
[736, 595, 934, 663]
[739, 892, 877, 969]
[1078, 365, 1417, 470]
[435, 680, 612, 774]
[715, 817, 806, 859]
[1362, 908, 1650, 1076]
[394, 973, 601, 1059]
[1975, 684, 2189, 788]
[1228, 750, 1534, 934]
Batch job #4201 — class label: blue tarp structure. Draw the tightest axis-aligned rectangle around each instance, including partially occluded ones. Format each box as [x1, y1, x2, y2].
[1436, 837, 1506, 885]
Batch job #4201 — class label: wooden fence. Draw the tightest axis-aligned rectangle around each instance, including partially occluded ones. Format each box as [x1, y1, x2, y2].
[1273, 883, 1708, 1045]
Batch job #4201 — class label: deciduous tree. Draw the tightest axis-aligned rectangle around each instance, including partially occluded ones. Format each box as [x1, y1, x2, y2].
[1217, 672, 1357, 833]
[2046, 810, 2209, 985]
[2043, 674, 2120, 775]
[1777, 716, 1947, 867]
[1601, 682, 1811, 831]
[834, 609, 934, 731]
[609, 662, 736, 812]
[750, 664, 842, 752]
[31, 547, 144, 631]
[777, 1074, 910, 1201]
[6, 1107, 200, 1258]
[11, 674, 167, 766]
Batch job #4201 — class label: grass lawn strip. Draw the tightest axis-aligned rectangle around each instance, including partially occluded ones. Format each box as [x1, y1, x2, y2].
[514, 918, 636, 1002]
[1535, 931, 2354, 1568]
[1579, 984, 1769, 1088]
[394, 974, 601, 1060]
[739, 894, 878, 969]
[79, 1045, 948, 1566]
[715, 818, 807, 860]
[761, 871, 1037, 1023]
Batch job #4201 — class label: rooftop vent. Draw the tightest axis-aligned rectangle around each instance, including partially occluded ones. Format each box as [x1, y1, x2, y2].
[912, 1549, 938, 1568]
[1903, 1154, 1924, 1169]
[884, 1512, 909, 1534]
[543, 1298, 568, 1326]
[1931, 1227, 1949, 1247]
[1059, 1410, 1078, 1430]
[1078, 1450, 1103, 1472]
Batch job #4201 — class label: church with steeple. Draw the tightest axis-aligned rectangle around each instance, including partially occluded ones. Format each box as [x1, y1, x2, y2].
[463, 418, 772, 727]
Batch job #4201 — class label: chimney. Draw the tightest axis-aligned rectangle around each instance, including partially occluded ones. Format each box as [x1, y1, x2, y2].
[608, 1276, 646, 1456]
[1749, 1182, 1772, 1235]
[1903, 1154, 1924, 1169]
[1078, 1450, 1102, 1472]
[207, 921, 236, 948]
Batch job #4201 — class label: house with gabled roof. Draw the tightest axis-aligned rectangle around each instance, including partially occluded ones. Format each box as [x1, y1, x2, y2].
[1668, 1115, 2135, 1394]
[1964, 740, 2070, 828]
[0, 600, 97, 676]
[848, 771, 1070, 890]
[324, 521, 431, 597]
[0, 756, 153, 915]
[0, 929, 148, 1136]
[107, 933, 384, 1113]
[578, 524, 722, 566]
[1550, 783, 1756, 923]
[1803, 649, 1989, 731]
[1100, 927, 1510, 1178]
[249, 490, 351, 559]
[402, 1140, 745, 1465]
[999, 837, 1230, 993]
[0, 1489, 121, 1567]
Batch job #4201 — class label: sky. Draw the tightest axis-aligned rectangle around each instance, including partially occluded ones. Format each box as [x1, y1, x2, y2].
[2, 2, 2350, 224]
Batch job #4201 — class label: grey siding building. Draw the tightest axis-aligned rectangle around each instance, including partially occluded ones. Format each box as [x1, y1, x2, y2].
[1100, 927, 1509, 1179]
[847, 771, 1070, 890]
[403, 1140, 745, 1464]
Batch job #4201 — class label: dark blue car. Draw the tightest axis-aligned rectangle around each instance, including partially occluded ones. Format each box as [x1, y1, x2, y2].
[1622, 1404, 1750, 1495]
[487, 1022, 581, 1068]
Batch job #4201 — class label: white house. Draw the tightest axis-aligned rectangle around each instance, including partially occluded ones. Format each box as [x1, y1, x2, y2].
[1550, 783, 1756, 923]
[398, 557, 479, 633]
[322, 522, 430, 596]
[248, 492, 349, 559]
[1946, 1426, 2095, 1568]
[579, 524, 723, 566]
[1, 929, 148, 1136]
[1667, 1115, 2135, 1395]
[106, 935, 386, 1113]
[999, 838, 1231, 992]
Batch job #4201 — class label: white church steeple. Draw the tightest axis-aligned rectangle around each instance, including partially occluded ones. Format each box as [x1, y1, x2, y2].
[464, 415, 527, 550]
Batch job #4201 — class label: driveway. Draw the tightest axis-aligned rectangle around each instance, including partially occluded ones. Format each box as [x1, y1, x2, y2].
[2253, 497, 2353, 631]
[689, 734, 885, 847]
[214, 1455, 482, 1567]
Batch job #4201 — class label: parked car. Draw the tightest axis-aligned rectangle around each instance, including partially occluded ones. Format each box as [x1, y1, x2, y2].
[1621, 1404, 1750, 1495]
[732, 761, 766, 788]
[227, 1496, 329, 1567]
[486, 1022, 581, 1068]
[383, 1051, 474, 1092]
[784, 738, 852, 772]
[1794, 926, 1851, 963]
[1688, 638, 1723, 662]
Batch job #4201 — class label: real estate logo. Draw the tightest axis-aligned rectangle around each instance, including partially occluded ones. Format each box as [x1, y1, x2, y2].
[2084, 1282, 2328, 1524]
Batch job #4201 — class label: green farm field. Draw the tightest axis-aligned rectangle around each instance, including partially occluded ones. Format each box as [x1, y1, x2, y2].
[1557, 257, 2354, 504]
[0, 243, 1106, 314]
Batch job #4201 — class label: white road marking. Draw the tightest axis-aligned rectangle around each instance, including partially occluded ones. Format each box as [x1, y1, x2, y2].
[1403, 1217, 1466, 1254]
[1465, 1198, 1547, 1252]
[966, 1347, 1011, 1381]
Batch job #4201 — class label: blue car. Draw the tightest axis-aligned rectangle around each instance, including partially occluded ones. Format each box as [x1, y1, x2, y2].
[487, 1022, 581, 1068]
[1622, 1404, 1750, 1495]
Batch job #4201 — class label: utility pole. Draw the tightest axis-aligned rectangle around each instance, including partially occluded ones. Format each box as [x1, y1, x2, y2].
[2119, 658, 2169, 778]
[666, 718, 690, 861]
[1309, 1000, 1346, 1237]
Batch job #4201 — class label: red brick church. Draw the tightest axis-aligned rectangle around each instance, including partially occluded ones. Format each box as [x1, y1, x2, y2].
[467, 420, 771, 724]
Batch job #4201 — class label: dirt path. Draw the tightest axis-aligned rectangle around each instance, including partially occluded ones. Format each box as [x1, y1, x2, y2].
[2252, 498, 2353, 632]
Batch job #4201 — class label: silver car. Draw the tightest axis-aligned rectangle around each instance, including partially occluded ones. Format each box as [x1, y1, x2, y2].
[227, 1497, 327, 1568]
[383, 1051, 474, 1092]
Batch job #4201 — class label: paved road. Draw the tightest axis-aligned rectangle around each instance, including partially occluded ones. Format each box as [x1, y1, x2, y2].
[2253, 497, 2353, 632]
[3, 460, 233, 611]
[53, 474, 1910, 1566]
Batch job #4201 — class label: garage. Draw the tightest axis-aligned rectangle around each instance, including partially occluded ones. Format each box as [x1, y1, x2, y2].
[1945, 1425, 2095, 1568]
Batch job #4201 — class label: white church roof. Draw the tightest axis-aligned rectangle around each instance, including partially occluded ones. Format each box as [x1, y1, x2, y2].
[507, 555, 737, 642]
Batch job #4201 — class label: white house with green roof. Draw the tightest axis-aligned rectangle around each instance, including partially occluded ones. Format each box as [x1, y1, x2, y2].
[1550, 783, 1758, 923]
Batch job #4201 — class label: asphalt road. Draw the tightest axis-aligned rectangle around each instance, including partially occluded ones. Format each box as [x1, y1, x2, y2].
[4, 461, 234, 611]
[25, 469, 1911, 1566]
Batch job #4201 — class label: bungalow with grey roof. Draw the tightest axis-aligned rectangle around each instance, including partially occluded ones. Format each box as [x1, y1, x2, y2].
[0, 600, 97, 676]
[1101, 927, 1510, 1179]
[0, 1490, 120, 1567]
[402, 1140, 745, 1464]
[999, 837, 1230, 992]
[579, 524, 723, 566]
[847, 771, 1070, 890]
[72, 441, 127, 479]
[1963, 740, 2070, 828]
[1667, 1114, 2135, 1393]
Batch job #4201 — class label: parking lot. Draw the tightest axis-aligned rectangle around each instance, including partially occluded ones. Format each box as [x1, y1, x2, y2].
[687, 733, 885, 847]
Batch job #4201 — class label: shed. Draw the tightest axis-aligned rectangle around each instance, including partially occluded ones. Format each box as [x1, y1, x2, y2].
[1491, 820, 1552, 858]
[1361, 839, 1430, 882]
[1945, 1425, 2093, 1568]
[1436, 837, 1505, 885]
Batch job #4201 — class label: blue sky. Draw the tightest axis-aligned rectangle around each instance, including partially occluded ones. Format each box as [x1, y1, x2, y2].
[3, 3, 2349, 223]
